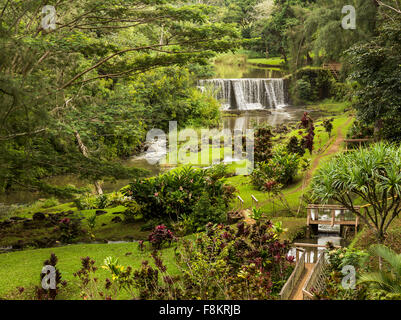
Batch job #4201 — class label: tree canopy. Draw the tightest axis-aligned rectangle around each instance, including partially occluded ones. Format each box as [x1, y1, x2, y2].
[0, 0, 241, 196]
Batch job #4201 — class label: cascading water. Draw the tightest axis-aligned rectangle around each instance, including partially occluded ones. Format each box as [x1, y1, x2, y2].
[198, 78, 288, 110]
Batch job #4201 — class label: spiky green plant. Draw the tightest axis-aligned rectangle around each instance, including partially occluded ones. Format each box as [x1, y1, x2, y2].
[359, 245, 401, 294]
[311, 142, 401, 242]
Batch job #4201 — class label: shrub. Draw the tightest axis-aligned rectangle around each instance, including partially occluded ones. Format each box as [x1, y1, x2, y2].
[295, 79, 313, 101]
[95, 194, 110, 209]
[176, 221, 294, 299]
[121, 200, 141, 223]
[74, 194, 97, 210]
[123, 167, 236, 225]
[56, 217, 84, 243]
[73, 221, 294, 300]
[323, 118, 334, 137]
[190, 192, 227, 232]
[250, 207, 264, 221]
[326, 247, 369, 272]
[290, 67, 334, 104]
[35, 253, 67, 300]
[42, 197, 60, 208]
[346, 120, 374, 140]
[205, 163, 228, 180]
[251, 146, 300, 190]
[286, 136, 305, 157]
[254, 126, 274, 163]
[74, 256, 116, 300]
[87, 213, 97, 240]
[148, 225, 176, 250]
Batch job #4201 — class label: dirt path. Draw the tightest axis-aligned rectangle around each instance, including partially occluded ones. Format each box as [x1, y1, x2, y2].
[291, 116, 353, 194]
[289, 263, 314, 300]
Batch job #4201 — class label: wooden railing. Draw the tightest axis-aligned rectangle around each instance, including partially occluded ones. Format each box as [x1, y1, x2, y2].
[279, 249, 306, 300]
[306, 204, 360, 235]
[343, 138, 373, 152]
[302, 252, 329, 300]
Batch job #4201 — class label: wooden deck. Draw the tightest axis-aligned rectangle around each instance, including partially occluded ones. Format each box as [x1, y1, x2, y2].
[306, 204, 360, 236]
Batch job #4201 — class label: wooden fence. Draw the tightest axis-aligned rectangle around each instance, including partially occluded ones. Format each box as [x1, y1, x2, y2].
[279, 249, 306, 300]
[302, 252, 329, 300]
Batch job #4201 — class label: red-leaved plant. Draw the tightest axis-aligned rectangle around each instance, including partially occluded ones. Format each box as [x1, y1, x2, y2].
[148, 225, 176, 250]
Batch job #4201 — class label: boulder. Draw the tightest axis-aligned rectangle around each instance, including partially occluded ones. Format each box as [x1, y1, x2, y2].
[33, 212, 46, 221]
[111, 216, 122, 223]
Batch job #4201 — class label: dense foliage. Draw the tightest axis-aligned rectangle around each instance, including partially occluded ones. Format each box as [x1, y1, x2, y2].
[122, 167, 236, 231]
[0, 0, 240, 196]
[312, 143, 401, 242]
[346, 15, 401, 141]
[78, 221, 294, 300]
[251, 145, 300, 190]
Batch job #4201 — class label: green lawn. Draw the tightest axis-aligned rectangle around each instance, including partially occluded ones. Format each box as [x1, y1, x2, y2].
[0, 101, 356, 299]
[227, 112, 355, 216]
[0, 241, 180, 299]
[0, 216, 304, 300]
[247, 57, 285, 67]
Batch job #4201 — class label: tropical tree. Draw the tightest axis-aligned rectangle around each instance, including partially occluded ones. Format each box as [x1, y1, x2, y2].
[311, 143, 401, 242]
[0, 0, 240, 196]
[359, 244, 401, 294]
[346, 12, 401, 140]
[286, 0, 378, 68]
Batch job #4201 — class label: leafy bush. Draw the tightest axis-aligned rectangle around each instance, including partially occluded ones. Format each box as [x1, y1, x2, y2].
[254, 126, 274, 163]
[73, 194, 97, 210]
[190, 192, 227, 232]
[251, 146, 300, 190]
[205, 163, 229, 180]
[250, 207, 264, 221]
[323, 118, 334, 137]
[73, 221, 294, 300]
[95, 194, 110, 209]
[121, 200, 141, 223]
[346, 120, 374, 140]
[74, 256, 116, 300]
[175, 221, 294, 299]
[35, 253, 67, 300]
[56, 217, 84, 243]
[148, 225, 176, 250]
[311, 247, 369, 300]
[290, 67, 334, 103]
[42, 197, 60, 208]
[286, 136, 305, 157]
[295, 79, 313, 101]
[326, 247, 369, 272]
[123, 167, 236, 227]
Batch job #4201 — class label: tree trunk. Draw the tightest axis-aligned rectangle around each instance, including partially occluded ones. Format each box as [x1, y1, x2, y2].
[280, 47, 288, 63]
[306, 52, 313, 65]
[74, 131, 103, 195]
[374, 119, 383, 140]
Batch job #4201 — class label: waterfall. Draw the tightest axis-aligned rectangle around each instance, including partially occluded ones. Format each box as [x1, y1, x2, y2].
[198, 78, 288, 110]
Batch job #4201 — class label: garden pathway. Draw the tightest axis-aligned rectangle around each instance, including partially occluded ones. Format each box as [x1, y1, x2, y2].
[289, 263, 314, 300]
[254, 116, 354, 209]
